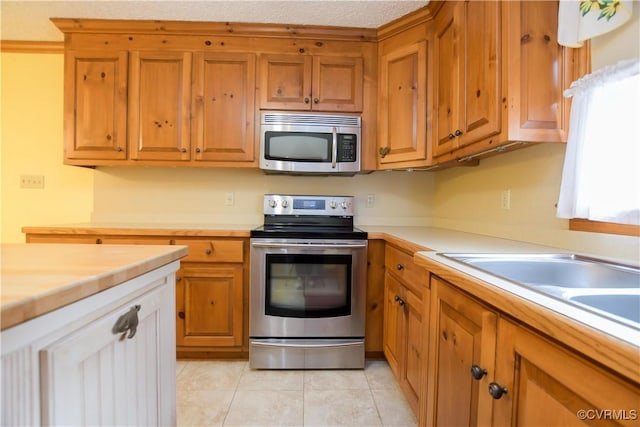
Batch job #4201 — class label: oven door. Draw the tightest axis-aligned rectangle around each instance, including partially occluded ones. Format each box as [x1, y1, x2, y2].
[250, 239, 367, 338]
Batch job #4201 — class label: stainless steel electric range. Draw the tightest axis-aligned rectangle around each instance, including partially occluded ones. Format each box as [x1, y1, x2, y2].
[249, 194, 368, 369]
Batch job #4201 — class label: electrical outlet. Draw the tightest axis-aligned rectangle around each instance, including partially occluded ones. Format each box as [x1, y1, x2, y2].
[225, 192, 235, 206]
[366, 194, 375, 208]
[501, 190, 511, 210]
[20, 174, 45, 189]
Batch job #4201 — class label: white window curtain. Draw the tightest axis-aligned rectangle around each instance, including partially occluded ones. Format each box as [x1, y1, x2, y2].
[557, 59, 640, 225]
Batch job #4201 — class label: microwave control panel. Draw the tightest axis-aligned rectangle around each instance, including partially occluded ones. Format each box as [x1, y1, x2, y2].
[337, 135, 357, 162]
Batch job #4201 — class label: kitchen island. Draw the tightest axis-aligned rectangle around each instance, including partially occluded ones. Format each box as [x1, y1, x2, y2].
[1, 243, 187, 426]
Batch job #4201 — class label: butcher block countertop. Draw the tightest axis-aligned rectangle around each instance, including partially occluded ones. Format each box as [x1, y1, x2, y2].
[0, 243, 187, 331]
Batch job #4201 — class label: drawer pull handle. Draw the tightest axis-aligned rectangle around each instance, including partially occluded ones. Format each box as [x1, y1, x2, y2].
[205, 242, 214, 255]
[112, 305, 141, 340]
[396, 264, 404, 271]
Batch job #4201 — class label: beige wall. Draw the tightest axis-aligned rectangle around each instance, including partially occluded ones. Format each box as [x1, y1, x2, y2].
[91, 167, 434, 226]
[1, 52, 94, 243]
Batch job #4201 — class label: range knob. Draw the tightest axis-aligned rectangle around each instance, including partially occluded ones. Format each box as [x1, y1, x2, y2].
[281, 199, 289, 208]
[340, 201, 348, 209]
[268, 199, 277, 208]
[329, 200, 337, 209]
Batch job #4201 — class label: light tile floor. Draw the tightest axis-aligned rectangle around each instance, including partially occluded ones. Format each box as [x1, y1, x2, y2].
[177, 360, 417, 427]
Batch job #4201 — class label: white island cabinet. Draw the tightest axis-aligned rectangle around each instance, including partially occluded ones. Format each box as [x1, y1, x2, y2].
[1, 243, 187, 426]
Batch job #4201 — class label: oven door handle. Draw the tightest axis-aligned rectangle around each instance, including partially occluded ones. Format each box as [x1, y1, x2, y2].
[251, 242, 367, 249]
[251, 340, 363, 349]
[331, 126, 338, 169]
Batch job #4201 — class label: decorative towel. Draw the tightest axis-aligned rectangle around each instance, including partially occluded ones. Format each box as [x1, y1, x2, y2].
[558, 0, 634, 47]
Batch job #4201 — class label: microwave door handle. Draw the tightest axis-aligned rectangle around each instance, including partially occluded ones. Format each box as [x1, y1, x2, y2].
[331, 127, 338, 169]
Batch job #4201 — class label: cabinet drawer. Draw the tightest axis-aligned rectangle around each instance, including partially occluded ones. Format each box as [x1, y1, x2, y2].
[172, 239, 243, 263]
[385, 245, 428, 292]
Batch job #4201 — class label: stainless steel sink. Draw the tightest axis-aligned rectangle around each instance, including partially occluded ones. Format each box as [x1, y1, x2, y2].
[440, 253, 640, 329]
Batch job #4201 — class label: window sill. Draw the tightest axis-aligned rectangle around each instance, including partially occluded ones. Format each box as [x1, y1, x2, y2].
[569, 219, 640, 237]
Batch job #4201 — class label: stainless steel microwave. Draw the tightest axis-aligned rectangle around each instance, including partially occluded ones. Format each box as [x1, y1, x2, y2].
[260, 111, 361, 175]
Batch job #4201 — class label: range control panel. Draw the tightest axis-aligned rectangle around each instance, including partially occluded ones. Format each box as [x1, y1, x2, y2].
[263, 194, 354, 216]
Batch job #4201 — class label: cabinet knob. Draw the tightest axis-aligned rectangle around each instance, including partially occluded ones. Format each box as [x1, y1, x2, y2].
[394, 295, 400, 302]
[112, 305, 141, 339]
[181, 148, 187, 153]
[455, 129, 463, 137]
[116, 146, 123, 152]
[304, 97, 310, 104]
[313, 98, 319, 104]
[471, 365, 487, 380]
[178, 311, 185, 319]
[96, 238, 103, 244]
[379, 147, 390, 158]
[397, 298, 406, 307]
[488, 382, 508, 399]
[448, 133, 456, 140]
[195, 147, 201, 153]
[205, 248, 212, 255]
[396, 264, 404, 271]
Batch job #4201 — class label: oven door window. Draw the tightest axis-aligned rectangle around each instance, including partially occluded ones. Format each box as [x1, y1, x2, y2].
[264, 131, 332, 162]
[265, 254, 352, 318]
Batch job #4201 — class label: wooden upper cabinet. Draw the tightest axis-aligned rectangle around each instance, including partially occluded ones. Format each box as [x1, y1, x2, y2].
[259, 54, 363, 112]
[192, 52, 256, 163]
[313, 56, 363, 112]
[378, 40, 428, 166]
[433, 0, 501, 158]
[64, 50, 128, 161]
[505, 1, 584, 143]
[128, 51, 192, 161]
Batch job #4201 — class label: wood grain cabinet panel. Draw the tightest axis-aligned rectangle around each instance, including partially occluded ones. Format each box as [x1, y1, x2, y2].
[176, 266, 244, 347]
[383, 244, 428, 416]
[425, 276, 497, 426]
[433, 1, 501, 158]
[192, 52, 256, 162]
[259, 54, 363, 112]
[378, 40, 428, 166]
[63, 50, 128, 161]
[493, 319, 640, 427]
[505, 1, 582, 143]
[128, 51, 192, 161]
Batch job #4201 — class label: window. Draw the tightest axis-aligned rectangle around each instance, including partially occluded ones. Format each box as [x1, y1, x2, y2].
[557, 59, 640, 230]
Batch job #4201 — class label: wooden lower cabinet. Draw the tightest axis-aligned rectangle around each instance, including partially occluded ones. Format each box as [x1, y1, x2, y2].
[383, 244, 429, 417]
[425, 276, 498, 426]
[493, 319, 640, 427]
[176, 265, 243, 348]
[422, 275, 640, 426]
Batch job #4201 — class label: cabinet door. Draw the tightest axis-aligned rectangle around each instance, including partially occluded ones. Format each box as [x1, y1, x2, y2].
[64, 50, 128, 160]
[192, 52, 256, 162]
[457, 0, 501, 148]
[505, 1, 584, 143]
[128, 51, 192, 161]
[493, 319, 640, 426]
[383, 272, 405, 377]
[402, 287, 425, 416]
[259, 54, 312, 110]
[176, 266, 243, 347]
[427, 277, 497, 427]
[40, 282, 176, 426]
[378, 40, 428, 165]
[433, 2, 462, 157]
[313, 56, 363, 112]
